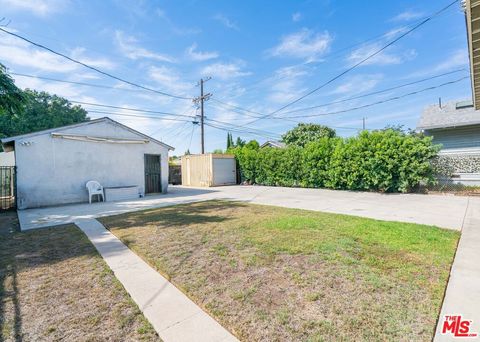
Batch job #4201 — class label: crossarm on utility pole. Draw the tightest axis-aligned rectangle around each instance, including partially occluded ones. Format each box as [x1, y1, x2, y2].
[193, 77, 211, 154]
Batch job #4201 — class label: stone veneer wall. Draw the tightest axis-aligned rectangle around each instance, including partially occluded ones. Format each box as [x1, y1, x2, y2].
[431, 154, 480, 175]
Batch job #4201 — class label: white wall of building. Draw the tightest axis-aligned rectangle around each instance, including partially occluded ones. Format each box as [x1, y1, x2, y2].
[0, 151, 15, 166]
[14, 120, 170, 209]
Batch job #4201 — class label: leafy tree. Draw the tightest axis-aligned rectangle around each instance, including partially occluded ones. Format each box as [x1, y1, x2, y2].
[226, 132, 234, 150]
[0, 63, 24, 115]
[212, 148, 223, 154]
[185, 149, 191, 155]
[282, 123, 336, 147]
[235, 137, 246, 147]
[244, 140, 259, 150]
[0, 89, 89, 140]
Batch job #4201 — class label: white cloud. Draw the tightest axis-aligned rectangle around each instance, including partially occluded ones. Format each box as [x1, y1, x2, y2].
[433, 49, 468, 72]
[402, 49, 468, 80]
[292, 12, 302, 22]
[13, 76, 80, 98]
[391, 10, 424, 22]
[0, 0, 69, 16]
[70, 47, 115, 70]
[346, 43, 416, 66]
[148, 65, 194, 96]
[0, 34, 74, 72]
[213, 14, 239, 30]
[267, 65, 308, 105]
[186, 43, 218, 62]
[331, 74, 383, 95]
[0, 31, 115, 74]
[115, 30, 175, 62]
[267, 29, 332, 61]
[156, 7, 201, 35]
[201, 61, 251, 80]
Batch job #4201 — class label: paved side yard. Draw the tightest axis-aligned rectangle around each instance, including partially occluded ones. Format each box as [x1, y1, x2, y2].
[99, 200, 460, 341]
[19, 185, 470, 231]
[0, 219, 159, 341]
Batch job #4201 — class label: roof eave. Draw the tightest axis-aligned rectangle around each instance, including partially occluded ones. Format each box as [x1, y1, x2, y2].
[466, 0, 480, 109]
[419, 121, 480, 130]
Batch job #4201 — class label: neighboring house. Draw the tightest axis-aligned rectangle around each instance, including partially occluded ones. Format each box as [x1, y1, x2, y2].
[465, 0, 480, 109]
[0, 151, 15, 166]
[260, 141, 286, 148]
[1, 117, 173, 209]
[417, 100, 480, 185]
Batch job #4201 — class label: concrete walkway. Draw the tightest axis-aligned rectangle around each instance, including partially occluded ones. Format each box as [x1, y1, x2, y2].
[76, 218, 238, 342]
[19, 185, 470, 230]
[434, 197, 480, 341]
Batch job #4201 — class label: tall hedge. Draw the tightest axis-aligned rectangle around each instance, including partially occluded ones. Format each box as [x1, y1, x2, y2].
[231, 129, 439, 193]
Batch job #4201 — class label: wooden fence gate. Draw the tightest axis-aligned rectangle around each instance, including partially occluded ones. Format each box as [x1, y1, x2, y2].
[0, 166, 16, 211]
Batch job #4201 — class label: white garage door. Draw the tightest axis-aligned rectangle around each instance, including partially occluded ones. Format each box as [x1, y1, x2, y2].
[212, 158, 236, 186]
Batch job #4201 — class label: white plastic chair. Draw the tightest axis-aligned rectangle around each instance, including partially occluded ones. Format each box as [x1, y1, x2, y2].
[86, 180, 104, 204]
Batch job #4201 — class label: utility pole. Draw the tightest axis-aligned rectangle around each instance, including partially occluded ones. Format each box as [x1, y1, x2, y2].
[362, 117, 366, 131]
[193, 77, 211, 154]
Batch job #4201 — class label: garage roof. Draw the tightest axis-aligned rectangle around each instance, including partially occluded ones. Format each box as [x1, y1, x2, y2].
[1, 117, 174, 150]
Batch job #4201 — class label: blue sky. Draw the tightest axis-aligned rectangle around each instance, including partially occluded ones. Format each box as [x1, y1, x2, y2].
[0, 0, 471, 155]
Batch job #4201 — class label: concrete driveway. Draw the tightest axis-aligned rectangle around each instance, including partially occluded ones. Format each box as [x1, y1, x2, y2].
[18, 185, 471, 230]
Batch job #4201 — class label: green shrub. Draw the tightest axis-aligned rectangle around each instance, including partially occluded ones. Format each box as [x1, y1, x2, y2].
[231, 129, 439, 193]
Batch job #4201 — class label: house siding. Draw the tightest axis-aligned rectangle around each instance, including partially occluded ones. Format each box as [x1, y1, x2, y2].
[14, 120, 169, 209]
[426, 125, 480, 150]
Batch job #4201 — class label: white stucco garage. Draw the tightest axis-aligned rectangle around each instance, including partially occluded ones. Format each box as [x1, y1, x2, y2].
[1, 117, 173, 209]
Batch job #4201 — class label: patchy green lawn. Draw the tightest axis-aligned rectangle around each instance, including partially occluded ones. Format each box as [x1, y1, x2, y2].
[99, 201, 459, 341]
[0, 217, 159, 341]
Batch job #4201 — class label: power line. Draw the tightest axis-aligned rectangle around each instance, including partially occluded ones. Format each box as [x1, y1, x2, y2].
[148, 107, 197, 138]
[70, 100, 195, 118]
[169, 122, 197, 148]
[85, 109, 196, 122]
[283, 76, 469, 119]
[209, 69, 467, 127]
[0, 27, 193, 100]
[241, 0, 460, 126]
[216, 5, 458, 98]
[209, 98, 264, 118]
[10, 72, 150, 93]
[208, 3, 458, 119]
[205, 117, 284, 137]
[188, 124, 196, 151]
[159, 121, 191, 140]
[276, 68, 467, 116]
[204, 122, 281, 140]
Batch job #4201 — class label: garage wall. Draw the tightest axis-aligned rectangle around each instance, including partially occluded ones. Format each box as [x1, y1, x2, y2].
[181, 154, 236, 187]
[212, 157, 236, 186]
[181, 154, 212, 186]
[15, 120, 169, 209]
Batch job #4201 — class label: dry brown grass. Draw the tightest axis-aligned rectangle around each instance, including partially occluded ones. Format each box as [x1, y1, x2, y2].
[100, 200, 459, 342]
[0, 219, 159, 342]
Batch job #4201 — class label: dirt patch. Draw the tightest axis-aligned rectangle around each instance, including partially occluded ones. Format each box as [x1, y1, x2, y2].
[0, 224, 160, 341]
[0, 212, 19, 235]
